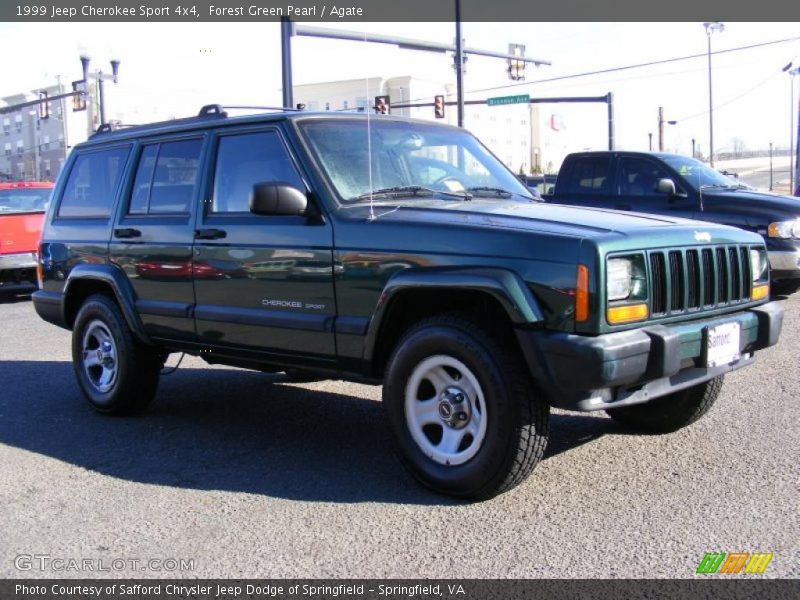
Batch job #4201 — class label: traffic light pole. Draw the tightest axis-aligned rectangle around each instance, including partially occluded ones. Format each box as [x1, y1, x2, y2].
[281, 17, 294, 109]
[392, 93, 616, 150]
[454, 0, 465, 128]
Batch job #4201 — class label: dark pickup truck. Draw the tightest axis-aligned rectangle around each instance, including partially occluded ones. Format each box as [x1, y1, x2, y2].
[32, 110, 784, 499]
[548, 151, 800, 292]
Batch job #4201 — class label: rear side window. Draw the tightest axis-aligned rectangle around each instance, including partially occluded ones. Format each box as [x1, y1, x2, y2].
[567, 157, 612, 195]
[127, 139, 202, 215]
[211, 131, 303, 213]
[57, 146, 130, 217]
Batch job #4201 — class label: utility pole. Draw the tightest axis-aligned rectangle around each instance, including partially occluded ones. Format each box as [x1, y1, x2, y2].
[692, 138, 696, 159]
[648, 132, 653, 152]
[658, 106, 664, 152]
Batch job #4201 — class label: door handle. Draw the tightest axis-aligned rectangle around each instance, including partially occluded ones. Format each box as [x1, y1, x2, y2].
[114, 228, 142, 238]
[614, 204, 632, 211]
[194, 228, 227, 240]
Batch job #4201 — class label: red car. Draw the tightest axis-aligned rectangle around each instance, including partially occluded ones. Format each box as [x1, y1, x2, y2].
[0, 181, 53, 294]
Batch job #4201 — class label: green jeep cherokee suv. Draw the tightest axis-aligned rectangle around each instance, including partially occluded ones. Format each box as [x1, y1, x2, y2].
[32, 107, 784, 499]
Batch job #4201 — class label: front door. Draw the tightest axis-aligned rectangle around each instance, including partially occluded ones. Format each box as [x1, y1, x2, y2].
[614, 156, 695, 217]
[192, 125, 336, 367]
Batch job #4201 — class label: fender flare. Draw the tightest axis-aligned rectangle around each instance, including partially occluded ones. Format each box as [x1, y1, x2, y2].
[63, 263, 153, 346]
[363, 267, 543, 363]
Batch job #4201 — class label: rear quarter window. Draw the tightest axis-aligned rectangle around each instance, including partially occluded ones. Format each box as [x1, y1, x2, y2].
[57, 146, 131, 218]
[566, 157, 612, 195]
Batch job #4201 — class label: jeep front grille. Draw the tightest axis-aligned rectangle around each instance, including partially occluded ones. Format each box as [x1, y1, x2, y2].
[648, 245, 754, 317]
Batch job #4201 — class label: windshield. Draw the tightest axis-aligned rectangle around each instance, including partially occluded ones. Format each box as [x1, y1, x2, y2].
[662, 156, 743, 190]
[298, 118, 533, 204]
[0, 187, 52, 214]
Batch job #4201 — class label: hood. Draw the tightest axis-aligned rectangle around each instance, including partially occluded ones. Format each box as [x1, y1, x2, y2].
[340, 199, 758, 245]
[702, 189, 800, 221]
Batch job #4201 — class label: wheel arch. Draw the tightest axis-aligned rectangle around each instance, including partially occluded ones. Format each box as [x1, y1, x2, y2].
[63, 264, 152, 345]
[365, 267, 543, 378]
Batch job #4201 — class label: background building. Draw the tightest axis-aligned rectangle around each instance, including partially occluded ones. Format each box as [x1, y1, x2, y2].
[0, 83, 70, 182]
[295, 76, 610, 175]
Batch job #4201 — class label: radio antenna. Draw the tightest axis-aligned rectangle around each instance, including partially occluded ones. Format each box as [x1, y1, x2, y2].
[365, 31, 376, 221]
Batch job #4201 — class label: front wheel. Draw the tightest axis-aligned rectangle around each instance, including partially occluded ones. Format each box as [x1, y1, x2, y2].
[383, 314, 549, 500]
[606, 376, 724, 433]
[71, 294, 162, 415]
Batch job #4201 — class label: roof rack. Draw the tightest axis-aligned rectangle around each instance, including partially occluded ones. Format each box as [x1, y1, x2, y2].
[198, 104, 228, 117]
[219, 104, 304, 113]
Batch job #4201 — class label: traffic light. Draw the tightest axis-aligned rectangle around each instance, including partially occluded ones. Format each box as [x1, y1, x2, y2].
[434, 95, 445, 119]
[507, 43, 526, 81]
[374, 95, 390, 114]
[38, 91, 49, 120]
[71, 80, 87, 112]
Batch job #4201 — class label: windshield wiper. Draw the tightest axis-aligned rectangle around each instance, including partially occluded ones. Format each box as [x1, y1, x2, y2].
[466, 186, 534, 200]
[353, 185, 471, 202]
[466, 186, 513, 198]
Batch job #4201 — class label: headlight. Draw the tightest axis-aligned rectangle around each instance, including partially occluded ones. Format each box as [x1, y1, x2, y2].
[607, 258, 632, 301]
[750, 249, 769, 281]
[767, 219, 800, 239]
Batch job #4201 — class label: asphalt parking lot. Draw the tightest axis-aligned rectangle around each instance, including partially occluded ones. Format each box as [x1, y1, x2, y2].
[0, 291, 798, 579]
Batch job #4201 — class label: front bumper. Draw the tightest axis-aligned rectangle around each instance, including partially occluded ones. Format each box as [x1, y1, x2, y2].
[516, 302, 784, 412]
[768, 249, 800, 280]
[0, 251, 37, 271]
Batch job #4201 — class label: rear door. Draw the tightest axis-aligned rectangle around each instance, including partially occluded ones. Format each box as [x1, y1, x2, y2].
[109, 134, 207, 341]
[192, 124, 336, 366]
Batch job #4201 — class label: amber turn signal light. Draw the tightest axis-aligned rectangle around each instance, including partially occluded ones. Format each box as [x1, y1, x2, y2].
[607, 303, 648, 324]
[575, 264, 589, 322]
[751, 283, 769, 301]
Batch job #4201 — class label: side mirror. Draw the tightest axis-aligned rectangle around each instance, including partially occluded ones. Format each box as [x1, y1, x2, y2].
[656, 178, 677, 196]
[250, 182, 308, 216]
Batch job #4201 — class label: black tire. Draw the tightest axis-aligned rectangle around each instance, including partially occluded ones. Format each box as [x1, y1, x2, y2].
[383, 314, 549, 500]
[71, 293, 162, 415]
[606, 376, 724, 434]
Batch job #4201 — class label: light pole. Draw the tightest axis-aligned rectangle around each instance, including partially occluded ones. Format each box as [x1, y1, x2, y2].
[783, 63, 799, 195]
[648, 132, 653, 151]
[769, 142, 774, 191]
[692, 138, 696, 159]
[704, 22, 724, 168]
[79, 55, 120, 127]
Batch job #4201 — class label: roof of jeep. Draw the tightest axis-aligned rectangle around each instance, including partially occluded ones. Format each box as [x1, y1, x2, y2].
[77, 109, 462, 149]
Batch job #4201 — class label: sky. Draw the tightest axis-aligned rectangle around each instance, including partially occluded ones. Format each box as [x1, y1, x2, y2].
[1, 21, 799, 156]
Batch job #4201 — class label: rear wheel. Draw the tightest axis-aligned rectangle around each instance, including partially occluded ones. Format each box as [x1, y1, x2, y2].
[606, 376, 724, 433]
[383, 314, 549, 500]
[71, 294, 162, 415]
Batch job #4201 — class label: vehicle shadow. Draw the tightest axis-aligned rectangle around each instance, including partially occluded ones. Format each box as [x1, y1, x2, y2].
[0, 360, 618, 504]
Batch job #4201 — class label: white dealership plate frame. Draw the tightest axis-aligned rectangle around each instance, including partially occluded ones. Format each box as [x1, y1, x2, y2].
[705, 322, 741, 368]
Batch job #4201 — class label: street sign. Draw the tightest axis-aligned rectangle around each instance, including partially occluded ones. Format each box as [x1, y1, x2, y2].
[487, 94, 530, 107]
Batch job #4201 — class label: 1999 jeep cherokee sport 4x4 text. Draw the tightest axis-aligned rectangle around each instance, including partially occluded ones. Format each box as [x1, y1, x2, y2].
[33, 107, 784, 499]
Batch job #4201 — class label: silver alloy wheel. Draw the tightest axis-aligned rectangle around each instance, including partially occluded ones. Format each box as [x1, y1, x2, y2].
[81, 319, 118, 393]
[404, 355, 488, 466]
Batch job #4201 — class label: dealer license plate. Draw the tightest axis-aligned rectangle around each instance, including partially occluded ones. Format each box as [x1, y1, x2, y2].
[705, 322, 741, 368]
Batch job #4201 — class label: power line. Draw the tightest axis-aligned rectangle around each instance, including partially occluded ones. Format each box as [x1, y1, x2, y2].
[402, 35, 800, 105]
[468, 35, 800, 95]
